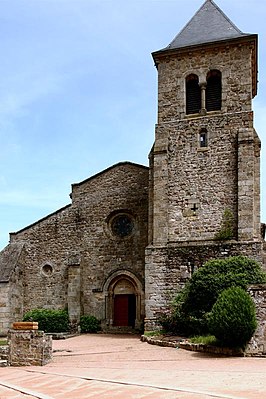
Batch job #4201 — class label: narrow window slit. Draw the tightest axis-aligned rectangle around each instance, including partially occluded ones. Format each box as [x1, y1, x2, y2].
[199, 129, 208, 148]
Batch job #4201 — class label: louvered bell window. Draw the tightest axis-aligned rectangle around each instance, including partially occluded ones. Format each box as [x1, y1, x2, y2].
[206, 70, 222, 112]
[186, 74, 201, 115]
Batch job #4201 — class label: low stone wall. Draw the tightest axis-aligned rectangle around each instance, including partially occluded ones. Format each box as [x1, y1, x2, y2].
[178, 341, 244, 356]
[8, 329, 52, 366]
[141, 335, 244, 356]
[143, 286, 266, 357]
[140, 334, 179, 348]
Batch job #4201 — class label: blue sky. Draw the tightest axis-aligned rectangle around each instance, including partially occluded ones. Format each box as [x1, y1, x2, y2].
[0, 0, 266, 250]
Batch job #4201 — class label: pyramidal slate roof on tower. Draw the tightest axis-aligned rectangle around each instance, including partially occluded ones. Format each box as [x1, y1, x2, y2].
[164, 0, 250, 51]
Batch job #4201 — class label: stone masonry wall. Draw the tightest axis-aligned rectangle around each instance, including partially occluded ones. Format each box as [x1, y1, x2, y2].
[151, 37, 259, 246]
[151, 112, 259, 245]
[9, 163, 149, 328]
[238, 128, 261, 241]
[167, 113, 251, 242]
[0, 283, 10, 335]
[8, 329, 52, 366]
[71, 163, 148, 321]
[8, 250, 26, 328]
[0, 261, 25, 335]
[11, 204, 75, 315]
[246, 284, 266, 356]
[145, 241, 262, 331]
[156, 41, 254, 123]
[67, 264, 81, 327]
[0, 243, 26, 334]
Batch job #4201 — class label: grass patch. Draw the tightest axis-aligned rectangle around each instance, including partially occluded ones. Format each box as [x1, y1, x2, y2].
[0, 339, 7, 345]
[190, 335, 218, 346]
[144, 330, 164, 337]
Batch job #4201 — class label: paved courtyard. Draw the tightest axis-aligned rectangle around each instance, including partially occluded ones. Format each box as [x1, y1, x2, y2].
[0, 334, 265, 398]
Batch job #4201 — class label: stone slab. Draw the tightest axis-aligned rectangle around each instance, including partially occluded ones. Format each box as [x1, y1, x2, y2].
[12, 322, 38, 330]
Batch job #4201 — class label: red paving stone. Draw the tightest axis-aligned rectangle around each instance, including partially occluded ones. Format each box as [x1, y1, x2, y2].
[0, 334, 265, 398]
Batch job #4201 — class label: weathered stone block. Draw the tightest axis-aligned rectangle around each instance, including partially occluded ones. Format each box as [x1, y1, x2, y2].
[8, 329, 52, 366]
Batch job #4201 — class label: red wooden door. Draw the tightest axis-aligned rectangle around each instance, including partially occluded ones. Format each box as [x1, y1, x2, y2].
[113, 295, 129, 326]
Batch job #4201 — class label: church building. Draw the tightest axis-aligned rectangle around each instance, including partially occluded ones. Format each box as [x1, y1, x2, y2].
[0, 0, 263, 334]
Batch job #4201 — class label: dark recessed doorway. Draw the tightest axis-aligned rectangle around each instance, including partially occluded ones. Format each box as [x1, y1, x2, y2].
[113, 294, 136, 327]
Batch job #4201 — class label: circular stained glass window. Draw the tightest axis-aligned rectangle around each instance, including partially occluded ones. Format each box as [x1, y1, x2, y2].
[111, 214, 134, 237]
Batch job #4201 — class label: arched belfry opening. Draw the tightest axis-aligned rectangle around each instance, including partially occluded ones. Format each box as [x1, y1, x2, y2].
[103, 270, 144, 330]
[206, 69, 222, 111]
[186, 74, 201, 114]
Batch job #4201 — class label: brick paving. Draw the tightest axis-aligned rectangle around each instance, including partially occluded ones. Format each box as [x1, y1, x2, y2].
[0, 334, 266, 398]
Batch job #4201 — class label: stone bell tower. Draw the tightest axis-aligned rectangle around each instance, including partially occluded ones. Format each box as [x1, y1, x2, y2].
[145, 0, 262, 330]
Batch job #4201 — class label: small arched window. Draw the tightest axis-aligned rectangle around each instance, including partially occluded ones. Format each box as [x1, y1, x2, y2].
[206, 70, 222, 112]
[186, 74, 201, 115]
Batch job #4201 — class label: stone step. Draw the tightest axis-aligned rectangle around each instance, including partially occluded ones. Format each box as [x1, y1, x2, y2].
[103, 326, 140, 334]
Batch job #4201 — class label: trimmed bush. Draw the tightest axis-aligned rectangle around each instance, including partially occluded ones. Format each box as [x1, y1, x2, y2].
[161, 256, 266, 336]
[208, 287, 257, 348]
[23, 309, 70, 333]
[80, 315, 101, 333]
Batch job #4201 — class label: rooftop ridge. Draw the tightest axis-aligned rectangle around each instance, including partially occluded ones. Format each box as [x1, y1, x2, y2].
[206, 0, 243, 34]
[161, 0, 248, 51]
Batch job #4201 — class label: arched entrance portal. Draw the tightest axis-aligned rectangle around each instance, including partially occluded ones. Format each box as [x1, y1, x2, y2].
[103, 271, 144, 330]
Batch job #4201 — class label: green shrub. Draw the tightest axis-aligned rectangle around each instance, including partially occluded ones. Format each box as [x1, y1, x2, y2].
[208, 287, 257, 348]
[23, 309, 70, 333]
[79, 315, 101, 333]
[182, 256, 266, 317]
[161, 256, 265, 336]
